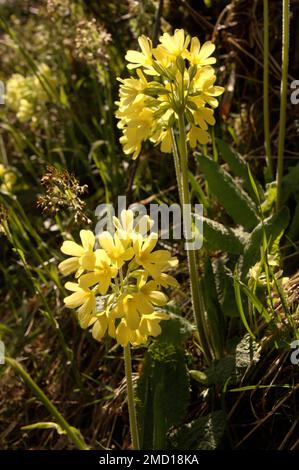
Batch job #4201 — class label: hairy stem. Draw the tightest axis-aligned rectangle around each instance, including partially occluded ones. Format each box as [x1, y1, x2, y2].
[170, 127, 183, 205]
[124, 344, 140, 450]
[177, 113, 212, 363]
[263, 0, 273, 180]
[276, 0, 290, 210]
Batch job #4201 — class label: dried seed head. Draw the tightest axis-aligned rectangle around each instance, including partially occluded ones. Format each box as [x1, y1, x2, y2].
[37, 165, 91, 225]
[0, 203, 9, 236]
[74, 18, 111, 67]
[46, 0, 71, 19]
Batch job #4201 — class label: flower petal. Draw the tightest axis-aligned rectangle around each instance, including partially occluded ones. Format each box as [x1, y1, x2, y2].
[58, 257, 79, 276]
[92, 315, 108, 341]
[80, 230, 95, 250]
[61, 241, 84, 257]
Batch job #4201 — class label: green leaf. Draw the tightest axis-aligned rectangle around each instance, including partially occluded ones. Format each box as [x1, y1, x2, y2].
[197, 155, 260, 229]
[201, 259, 225, 358]
[213, 257, 239, 318]
[216, 138, 249, 179]
[234, 273, 255, 338]
[281, 162, 299, 203]
[197, 334, 260, 387]
[136, 313, 191, 450]
[241, 207, 290, 277]
[197, 215, 248, 254]
[216, 138, 263, 201]
[169, 410, 226, 450]
[288, 198, 299, 241]
[237, 280, 272, 323]
[188, 171, 210, 210]
[21, 421, 66, 435]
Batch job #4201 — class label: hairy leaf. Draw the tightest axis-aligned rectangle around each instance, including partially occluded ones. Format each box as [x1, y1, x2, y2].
[197, 155, 260, 229]
[169, 410, 226, 450]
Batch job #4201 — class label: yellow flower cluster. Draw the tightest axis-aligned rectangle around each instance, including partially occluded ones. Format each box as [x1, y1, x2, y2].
[6, 63, 58, 123]
[116, 29, 224, 159]
[59, 210, 178, 347]
[0, 164, 17, 193]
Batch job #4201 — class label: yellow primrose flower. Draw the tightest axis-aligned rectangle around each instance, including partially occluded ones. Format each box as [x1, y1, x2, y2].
[125, 35, 155, 73]
[117, 69, 148, 107]
[91, 312, 116, 342]
[115, 273, 168, 332]
[193, 106, 216, 131]
[133, 233, 178, 278]
[116, 29, 224, 157]
[151, 128, 173, 153]
[59, 229, 96, 277]
[194, 68, 224, 108]
[188, 124, 209, 147]
[139, 283, 168, 311]
[59, 214, 178, 348]
[129, 329, 148, 347]
[119, 108, 154, 160]
[138, 311, 169, 338]
[115, 318, 133, 347]
[98, 231, 134, 268]
[78, 249, 118, 295]
[115, 311, 169, 347]
[113, 209, 152, 242]
[157, 29, 190, 59]
[116, 292, 153, 330]
[90, 305, 121, 341]
[188, 38, 216, 66]
[64, 281, 96, 328]
[154, 272, 179, 288]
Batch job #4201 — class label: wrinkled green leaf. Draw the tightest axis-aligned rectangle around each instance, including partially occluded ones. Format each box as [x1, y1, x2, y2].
[170, 410, 226, 450]
[197, 155, 259, 229]
[196, 214, 248, 254]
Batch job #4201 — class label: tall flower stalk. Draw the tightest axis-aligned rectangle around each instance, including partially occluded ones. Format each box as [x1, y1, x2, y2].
[176, 111, 212, 361]
[124, 344, 140, 449]
[116, 30, 224, 361]
[263, 0, 273, 180]
[276, 0, 290, 211]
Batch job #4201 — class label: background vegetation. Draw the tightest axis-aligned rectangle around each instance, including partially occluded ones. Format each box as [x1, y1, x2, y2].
[0, 0, 298, 450]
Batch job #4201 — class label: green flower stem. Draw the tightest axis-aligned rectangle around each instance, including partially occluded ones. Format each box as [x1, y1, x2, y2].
[124, 344, 140, 450]
[177, 113, 212, 363]
[170, 128, 183, 205]
[263, 0, 273, 180]
[276, 0, 290, 211]
[5, 356, 89, 450]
